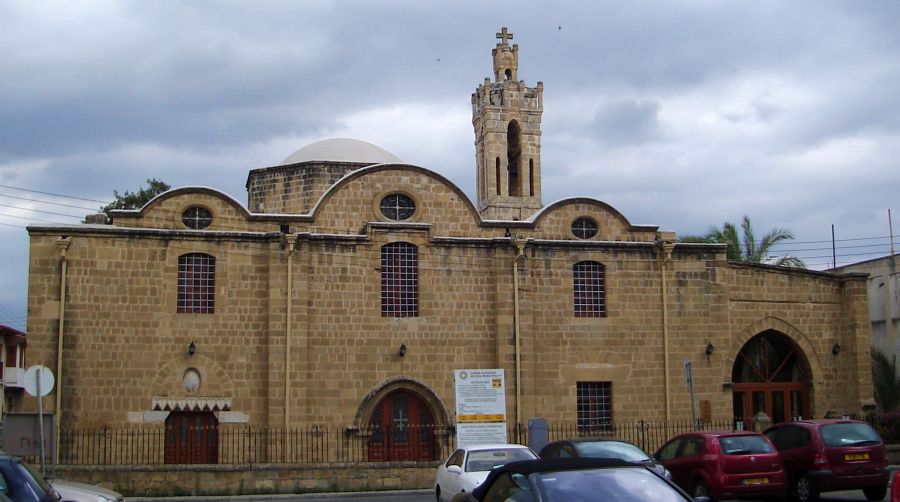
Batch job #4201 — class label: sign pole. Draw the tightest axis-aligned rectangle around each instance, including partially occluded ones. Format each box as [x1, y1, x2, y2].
[684, 358, 698, 430]
[36, 368, 45, 476]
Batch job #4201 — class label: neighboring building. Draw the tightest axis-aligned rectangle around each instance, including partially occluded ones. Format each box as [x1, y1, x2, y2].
[833, 253, 899, 358]
[25, 28, 873, 463]
[0, 325, 27, 414]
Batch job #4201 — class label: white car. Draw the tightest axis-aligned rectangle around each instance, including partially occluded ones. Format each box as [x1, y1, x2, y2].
[434, 444, 537, 502]
[49, 479, 123, 502]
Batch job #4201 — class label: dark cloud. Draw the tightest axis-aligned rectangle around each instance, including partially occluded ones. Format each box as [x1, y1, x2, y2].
[590, 99, 663, 146]
[1, 0, 899, 328]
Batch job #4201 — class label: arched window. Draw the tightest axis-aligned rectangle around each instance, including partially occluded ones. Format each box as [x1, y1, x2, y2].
[573, 261, 605, 317]
[529, 159, 534, 197]
[178, 253, 215, 313]
[381, 242, 418, 317]
[507, 121, 522, 196]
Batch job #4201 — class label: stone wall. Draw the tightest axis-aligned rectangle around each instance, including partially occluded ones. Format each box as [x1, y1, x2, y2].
[54, 462, 439, 498]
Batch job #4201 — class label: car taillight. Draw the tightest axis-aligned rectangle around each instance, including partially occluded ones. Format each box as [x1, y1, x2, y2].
[813, 452, 829, 469]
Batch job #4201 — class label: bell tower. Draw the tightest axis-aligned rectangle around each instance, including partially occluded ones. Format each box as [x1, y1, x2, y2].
[473, 27, 544, 220]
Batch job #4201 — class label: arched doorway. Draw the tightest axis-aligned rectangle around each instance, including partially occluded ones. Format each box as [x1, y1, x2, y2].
[164, 411, 219, 464]
[732, 330, 811, 426]
[368, 390, 436, 461]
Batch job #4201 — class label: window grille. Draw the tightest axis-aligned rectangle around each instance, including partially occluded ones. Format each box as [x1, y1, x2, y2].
[379, 194, 416, 221]
[182, 207, 212, 229]
[577, 381, 612, 432]
[381, 242, 418, 317]
[571, 217, 598, 239]
[573, 261, 605, 317]
[178, 253, 215, 313]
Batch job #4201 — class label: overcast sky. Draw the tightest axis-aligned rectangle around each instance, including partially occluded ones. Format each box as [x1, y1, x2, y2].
[1, 1, 898, 331]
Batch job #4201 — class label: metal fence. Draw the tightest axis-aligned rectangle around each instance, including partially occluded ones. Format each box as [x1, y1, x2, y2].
[32, 413, 900, 466]
[52, 419, 738, 466]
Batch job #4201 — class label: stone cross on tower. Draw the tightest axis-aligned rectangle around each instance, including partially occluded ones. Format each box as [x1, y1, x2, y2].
[496, 27, 513, 45]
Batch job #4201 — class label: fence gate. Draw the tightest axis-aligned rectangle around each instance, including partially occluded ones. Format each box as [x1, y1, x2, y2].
[165, 411, 218, 464]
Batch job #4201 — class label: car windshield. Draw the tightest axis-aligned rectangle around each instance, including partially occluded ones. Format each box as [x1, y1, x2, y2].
[821, 423, 882, 447]
[717, 435, 774, 454]
[576, 441, 650, 462]
[466, 448, 535, 472]
[534, 467, 687, 501]
[16, 460, 55, 497]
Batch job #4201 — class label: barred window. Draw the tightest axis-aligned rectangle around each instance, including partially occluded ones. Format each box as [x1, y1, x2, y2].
[381, 242, 418, 317]
[178, 253, 215, 313]
[577, 382, 612, 432]
[573, 261, 606, 317]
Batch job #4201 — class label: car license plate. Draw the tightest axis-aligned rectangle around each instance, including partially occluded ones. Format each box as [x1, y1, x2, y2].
[743, 477, 769, 485]
[844, 452, 870, 461]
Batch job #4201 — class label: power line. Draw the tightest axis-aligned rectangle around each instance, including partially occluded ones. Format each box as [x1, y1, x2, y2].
[0, 202, 83, 219]
[0, 212, 76, 225]
[0, 183, 109, 204]
[0, 193, 99, 212]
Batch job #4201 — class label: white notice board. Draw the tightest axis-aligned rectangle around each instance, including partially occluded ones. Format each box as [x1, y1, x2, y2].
[454, 369, 507, 447]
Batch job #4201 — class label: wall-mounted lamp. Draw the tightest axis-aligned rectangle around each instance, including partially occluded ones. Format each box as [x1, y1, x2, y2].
[832, 343, 841, 356]
[705, 342, 715, 361]
[188, 340, 196, 357]
[399, 343, 407, 358]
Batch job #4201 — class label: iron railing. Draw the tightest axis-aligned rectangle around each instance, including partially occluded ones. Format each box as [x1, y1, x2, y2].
[50, 419, 739, 466]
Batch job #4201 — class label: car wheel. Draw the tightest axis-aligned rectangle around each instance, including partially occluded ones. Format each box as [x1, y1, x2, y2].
[793, 474, 819, 502]
[862, 484, 887, 501]
[692, 479, 715, 502]
[435, 486, 441, 502]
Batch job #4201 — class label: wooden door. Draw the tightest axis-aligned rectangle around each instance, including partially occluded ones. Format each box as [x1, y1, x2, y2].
[732, 331, 809, 427]
[165, 411, 219, 464]
[368, 391, 435, 461]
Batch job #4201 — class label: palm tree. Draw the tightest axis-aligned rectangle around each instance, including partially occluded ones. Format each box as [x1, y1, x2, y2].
[680, 215, 805, 267]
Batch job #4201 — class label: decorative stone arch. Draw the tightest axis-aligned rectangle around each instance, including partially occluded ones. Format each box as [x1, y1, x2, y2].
[725, 316, 823, 388]
[353, 377, 451, 429]
[726, 316, 822, 422]
[149, 354, 235, 410]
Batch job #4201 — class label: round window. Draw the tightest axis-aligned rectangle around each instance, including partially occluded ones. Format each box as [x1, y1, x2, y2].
[379, 193, 416, 221]
[571, 217, 598, 239]
[182, 206, 212, 229]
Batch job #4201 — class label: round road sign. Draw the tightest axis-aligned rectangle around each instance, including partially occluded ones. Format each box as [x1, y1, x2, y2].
[23, 365, 55, 397]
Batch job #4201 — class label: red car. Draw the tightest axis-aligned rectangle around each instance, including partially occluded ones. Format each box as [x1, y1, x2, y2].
[654, 430, 786, 501]
[892, 470, 900, 502]
[764, 419, 888, 502]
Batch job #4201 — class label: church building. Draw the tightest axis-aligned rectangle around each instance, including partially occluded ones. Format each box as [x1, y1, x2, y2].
[25, 28, 873, 464]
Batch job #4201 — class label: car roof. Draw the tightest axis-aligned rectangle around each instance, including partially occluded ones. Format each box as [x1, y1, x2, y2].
[462, 443, 531, 451]
[766, 419, 868, 429]
[673, 430, 762, 438]
[553, 438, 635, 445]
[472, 458, 655, 499]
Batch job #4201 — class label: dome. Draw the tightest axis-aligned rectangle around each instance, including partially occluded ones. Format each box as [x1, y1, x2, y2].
[281, 138, 402, 165]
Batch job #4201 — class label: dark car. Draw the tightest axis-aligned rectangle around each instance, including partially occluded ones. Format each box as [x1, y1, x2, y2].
[539, 438, 672, 479]
[0, 453, 59, 501]
[655, 430, 786, 501]
[764, 419, 888, 502]
[450, 457, 702, 502]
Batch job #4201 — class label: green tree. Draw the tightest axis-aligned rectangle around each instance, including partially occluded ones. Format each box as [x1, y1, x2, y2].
[679, 215, 805, 267]
[872, 349, 900, 412]
[101, 178, 170, 216]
